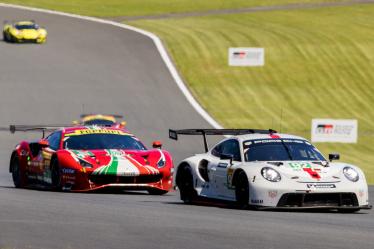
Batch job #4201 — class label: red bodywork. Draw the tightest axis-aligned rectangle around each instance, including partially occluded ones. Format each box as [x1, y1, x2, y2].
[9, 126, 173, 193]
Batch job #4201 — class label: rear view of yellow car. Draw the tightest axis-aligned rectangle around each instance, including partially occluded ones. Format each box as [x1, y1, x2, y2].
[3, 20, 47, 44]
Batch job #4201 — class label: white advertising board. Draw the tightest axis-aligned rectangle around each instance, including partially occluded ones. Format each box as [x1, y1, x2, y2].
[228, 48, 264, 67]
[311, 119, 358, 143]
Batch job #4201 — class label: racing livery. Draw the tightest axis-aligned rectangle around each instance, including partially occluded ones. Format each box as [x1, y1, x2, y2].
[170, 129, 371, 212]
[73, 114, 126, 128]
[9, 125, 173, 194]
[3, 21, 47, 43]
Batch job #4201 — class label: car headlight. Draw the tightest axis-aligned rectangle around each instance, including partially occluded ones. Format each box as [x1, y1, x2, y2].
[343, 167, 359, 182]
[78, 158, 93, 168]
[157, 157, 166, 168]
[261, 167, 281, 182]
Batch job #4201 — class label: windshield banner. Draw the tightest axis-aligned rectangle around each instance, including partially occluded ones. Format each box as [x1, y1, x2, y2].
[311, 119, 357, 143]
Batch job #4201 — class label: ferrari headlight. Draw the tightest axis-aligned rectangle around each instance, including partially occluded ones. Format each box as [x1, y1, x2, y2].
[157, 157, 166, 168]
[261, 167, 281, 182]
[343, 167, 359, 182]
[78, 158, 93, 168]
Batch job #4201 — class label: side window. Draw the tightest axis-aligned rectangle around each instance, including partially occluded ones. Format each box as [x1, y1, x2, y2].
[47, 131, 62, 151]
[221, 139, 241, 162]
[211, 143, 223, 158]
[211, 139, 241, 161]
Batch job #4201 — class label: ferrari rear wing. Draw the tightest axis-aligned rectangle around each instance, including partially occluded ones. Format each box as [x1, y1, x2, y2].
[9, 124, 69, 138]
[169, 128, 277, 152]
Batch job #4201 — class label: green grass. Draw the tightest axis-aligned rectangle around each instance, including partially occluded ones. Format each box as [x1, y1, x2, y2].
[0, 0, 352, 17]
[127, 5, 374, 183]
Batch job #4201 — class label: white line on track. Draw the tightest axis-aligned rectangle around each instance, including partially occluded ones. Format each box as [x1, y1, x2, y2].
[0, 3, 223, 129]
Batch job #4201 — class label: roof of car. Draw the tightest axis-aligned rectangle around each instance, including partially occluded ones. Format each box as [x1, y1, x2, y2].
[234, 133, 307, 142]
[15, 21, 35, 25]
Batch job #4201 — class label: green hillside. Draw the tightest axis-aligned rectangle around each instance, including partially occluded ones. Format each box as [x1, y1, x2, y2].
[128, 5, 374, 182]
[0, 0, 352, 17]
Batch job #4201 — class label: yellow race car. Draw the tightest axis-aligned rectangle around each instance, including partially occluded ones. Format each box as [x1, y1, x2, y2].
[3, 20, 47, 44]
[73, 114, 127, 128]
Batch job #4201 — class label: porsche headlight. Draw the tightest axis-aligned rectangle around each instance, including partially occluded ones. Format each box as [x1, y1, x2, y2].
[78, 158, 93, 168]
[261, 167, 281, 182]
[343, 167, 359, 182]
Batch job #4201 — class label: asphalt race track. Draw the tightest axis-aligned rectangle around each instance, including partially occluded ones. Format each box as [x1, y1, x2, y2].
[0, 6, 373, 249]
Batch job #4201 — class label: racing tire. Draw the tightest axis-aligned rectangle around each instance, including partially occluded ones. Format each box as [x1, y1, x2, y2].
[147, 189, 169, 195]
[235, 171, 250, 208]
[3, 31, 7, 42]
[177, 166, 197, 204]
[11, 156, 26, 188]
[51, 157, 62, 191]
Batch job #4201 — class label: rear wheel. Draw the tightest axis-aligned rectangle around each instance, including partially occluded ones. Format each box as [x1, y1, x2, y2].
[235, 171, 249, 208]
[148, 189, 168, 195]
[177, 166, 197, 204]
[3, 31, 7, 41]
[51, 157, 62, 191]
[11, 156, 26, 188]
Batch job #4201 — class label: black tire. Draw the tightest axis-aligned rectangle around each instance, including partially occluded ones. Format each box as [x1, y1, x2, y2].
[177, 166, 197, 204]
[147, 189, 168, 195]
[11, 156, 25, 188]
[235, 171, 249, 208]
[3, 31, 7, 42]
[51, 157, 62, 191]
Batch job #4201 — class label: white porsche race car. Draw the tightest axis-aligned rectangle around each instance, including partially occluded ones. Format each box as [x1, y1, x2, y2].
[170, 129, 371, 212]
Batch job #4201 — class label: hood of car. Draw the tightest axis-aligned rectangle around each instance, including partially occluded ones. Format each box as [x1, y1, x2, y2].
[12, 28, 40, 38]
[260, 161, 343, 182]
[69, 149, 160, 176]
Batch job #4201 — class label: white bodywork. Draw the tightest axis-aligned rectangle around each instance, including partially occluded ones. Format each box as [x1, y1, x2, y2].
[176, 133, 370, 209]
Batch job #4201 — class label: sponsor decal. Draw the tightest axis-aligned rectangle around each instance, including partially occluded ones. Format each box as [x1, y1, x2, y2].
[268, 191, 278, 198]
[251, 199, 263, 204]
[306, 183, 335, 189]
[358, 189, 365, 197]
[65, 129, 129, 136]
[289, 162, 321, 179]
[311, 119, 357, 143]
[62, 168, 75, 174]
[229, 47, 264, 67]
[217, 163, 228, 168]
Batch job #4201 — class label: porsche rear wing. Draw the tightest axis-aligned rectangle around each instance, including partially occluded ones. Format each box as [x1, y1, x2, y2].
[9, 124, 69, 138]
[169, 128, 277, 152]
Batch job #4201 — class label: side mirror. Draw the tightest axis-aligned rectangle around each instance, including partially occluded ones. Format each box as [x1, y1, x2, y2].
[119, 121, 127, 128]
[72, 120, 79, 125]
[329, 153, 340, 162]
[220, 153, 234, 165]
[152, 141, 162, 149]
[38, 139, 49, 148]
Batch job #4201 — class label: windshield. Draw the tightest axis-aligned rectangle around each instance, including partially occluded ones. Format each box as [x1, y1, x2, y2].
[243, 139, 325, 162]
[83, 119, 115, 126]
[15, 24, 38, 30]
[63, 134, 146, 150]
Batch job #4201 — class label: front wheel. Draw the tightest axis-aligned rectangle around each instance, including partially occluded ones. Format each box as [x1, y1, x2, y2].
[3, 31, 7, 41]
[51, 157, 62, 191]
[177, 166, 197, 204]
[148, 189, 168, 195]
[235, 171, 249, 208]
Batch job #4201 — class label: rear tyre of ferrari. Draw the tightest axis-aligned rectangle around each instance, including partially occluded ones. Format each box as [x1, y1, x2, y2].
[235, 171, 249, 208]
[177, 165, 197, 204]
[51, 157, 62, 191]
[11, 156, 26, 188]
[147, 189, 168, 195]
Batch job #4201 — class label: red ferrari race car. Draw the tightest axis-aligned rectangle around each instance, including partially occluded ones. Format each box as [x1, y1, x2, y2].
[9, 125, 173, 194]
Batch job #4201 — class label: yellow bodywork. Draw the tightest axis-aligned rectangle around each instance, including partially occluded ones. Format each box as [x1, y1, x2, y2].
[3, 21, 47, 44]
